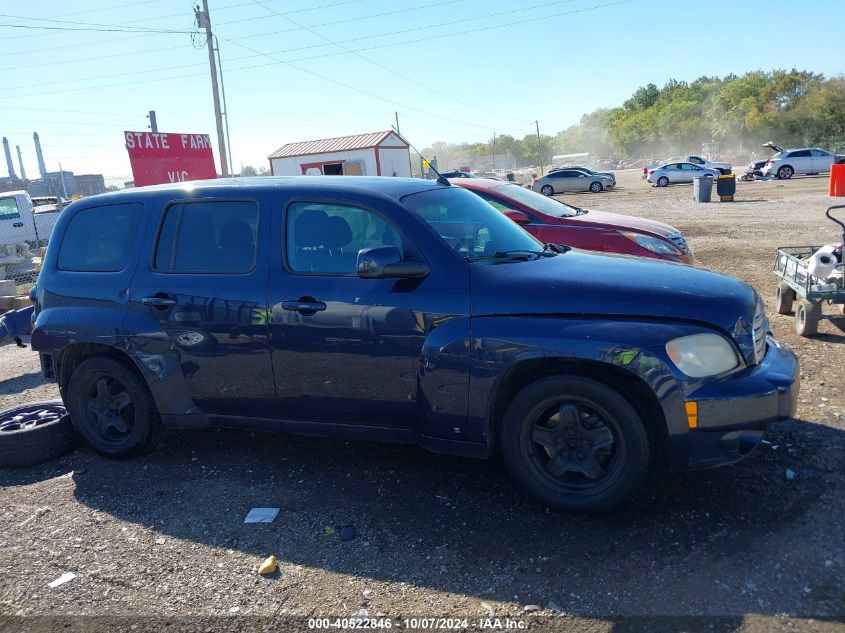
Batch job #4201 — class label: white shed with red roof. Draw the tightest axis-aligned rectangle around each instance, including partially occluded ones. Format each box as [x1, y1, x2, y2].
[268, 130, 412, 177]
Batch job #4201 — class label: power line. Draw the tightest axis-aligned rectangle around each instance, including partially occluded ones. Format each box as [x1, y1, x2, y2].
[246, 0, 525, 124]
[4, 0, 612, 90]
[0, 0, 632, 125]
[9, 1, 464, 71]
[0, 21, 194, 36]
[215, 0, 364, 26]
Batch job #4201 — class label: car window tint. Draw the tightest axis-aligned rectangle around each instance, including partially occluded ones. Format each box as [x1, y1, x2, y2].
[58, 203, 144, 272]
[789, 150, 811, 158]
[811, 149, 830, 157]
[286, 202, 406, 275]
[154, 200, 258, 273]
[57, 203, 143, 272]
[475, 191, 519, 213]
[0, 197, 21, 221]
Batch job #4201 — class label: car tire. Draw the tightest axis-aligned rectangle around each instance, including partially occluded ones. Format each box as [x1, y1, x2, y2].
[540, 185, 554, 197]
[775, 282, 794, 315]
[589, 181, 603, 193]
[657, 176, 669, 187]
[500, 375, 650, 512]
[795, 300, 821, 337]
[65, 356, 164, 458]
[777, 165, 794, 180]
[0, 401, 76, 468]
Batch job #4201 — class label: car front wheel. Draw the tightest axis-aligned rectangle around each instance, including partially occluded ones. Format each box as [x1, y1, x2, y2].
[500, 376, 650, 512]
[590, 181, 604, 193]
[540, 185, 554, 196]
[65, 356, 164, 458]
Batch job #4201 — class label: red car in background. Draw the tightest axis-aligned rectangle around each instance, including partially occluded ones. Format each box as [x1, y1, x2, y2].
[450, 178, 693, 264]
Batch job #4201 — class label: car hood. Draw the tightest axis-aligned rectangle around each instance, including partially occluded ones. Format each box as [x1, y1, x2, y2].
[470, 249, 758, 336]
[567, 208, 679, 237]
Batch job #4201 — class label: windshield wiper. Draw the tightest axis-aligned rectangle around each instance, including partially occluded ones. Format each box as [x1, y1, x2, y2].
[466, 243, 570, 262]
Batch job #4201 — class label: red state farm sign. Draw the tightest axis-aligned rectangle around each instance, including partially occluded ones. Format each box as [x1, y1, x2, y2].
[124, 131, 217, 187]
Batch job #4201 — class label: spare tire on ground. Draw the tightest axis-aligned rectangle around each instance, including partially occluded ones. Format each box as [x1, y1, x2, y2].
[0, 401, 76, 468]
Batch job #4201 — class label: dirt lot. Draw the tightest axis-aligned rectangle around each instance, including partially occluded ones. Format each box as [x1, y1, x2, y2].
[0, 171, 843, 633]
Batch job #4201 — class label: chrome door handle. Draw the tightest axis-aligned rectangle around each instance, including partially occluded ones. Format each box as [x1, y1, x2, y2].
[281, 300, 326, 314]
[142, 296, 177, 307]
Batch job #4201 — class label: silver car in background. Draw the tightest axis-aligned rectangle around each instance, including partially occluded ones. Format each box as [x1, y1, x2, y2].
[647, 162, 720, 187]
[532, 169, 615, 195]
[761, 147, 835, 179]
[555, 165, 616, 187]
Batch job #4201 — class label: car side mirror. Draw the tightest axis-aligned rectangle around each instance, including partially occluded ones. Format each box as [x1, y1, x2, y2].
[356, 246, 430, 279]
[503, 210, 530, 225]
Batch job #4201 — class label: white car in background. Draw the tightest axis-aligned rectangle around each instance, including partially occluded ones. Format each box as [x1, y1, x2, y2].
[762, 147, 835, 179]
[646, 162, 720, 187]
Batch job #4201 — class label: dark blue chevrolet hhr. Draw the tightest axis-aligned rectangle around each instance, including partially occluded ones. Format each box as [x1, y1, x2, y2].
[31, 177, 799, 511]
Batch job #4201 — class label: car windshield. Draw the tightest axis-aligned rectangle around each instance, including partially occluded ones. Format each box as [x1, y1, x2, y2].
[490, 184, 579, 217]
[402, 186, 548, 262]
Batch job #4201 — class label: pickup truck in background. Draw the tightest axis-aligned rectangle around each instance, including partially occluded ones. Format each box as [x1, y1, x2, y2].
[0, 190, 62, 283]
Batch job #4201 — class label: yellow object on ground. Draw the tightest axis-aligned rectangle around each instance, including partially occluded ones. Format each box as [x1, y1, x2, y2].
[258, 555, 277, 575]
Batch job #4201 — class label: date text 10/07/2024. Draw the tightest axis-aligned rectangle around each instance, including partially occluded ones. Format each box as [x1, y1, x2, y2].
[307, 617, 529, 630]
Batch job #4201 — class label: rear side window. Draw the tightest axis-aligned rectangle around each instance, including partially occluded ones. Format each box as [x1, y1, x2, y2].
[0, 198, 21, 221]
[58, 203, 143, 272]
[788, 150, 811, 158]
[154, 200, 258, 273]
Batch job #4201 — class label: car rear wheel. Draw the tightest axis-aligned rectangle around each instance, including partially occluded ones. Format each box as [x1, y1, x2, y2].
[540, 185, 554, 197]
[657, 176, 669, 187]
[500, 376, 650, 512]
[777, 165, 794, 179]
[589, 181, 603, 193]
[775, 282, 794, 314]
[65, 356, 164, 458]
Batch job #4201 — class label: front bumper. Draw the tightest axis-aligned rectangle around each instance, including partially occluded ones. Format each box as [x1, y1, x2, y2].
[674, 336, 799, 470]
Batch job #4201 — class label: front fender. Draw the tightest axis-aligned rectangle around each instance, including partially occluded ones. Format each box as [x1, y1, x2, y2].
[465, 316, 711, 450]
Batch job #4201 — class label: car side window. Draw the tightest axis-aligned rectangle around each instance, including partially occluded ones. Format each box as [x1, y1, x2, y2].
[789, 150, 811, 158]
[474, 191, 520, 214]
[154, 200, 258, 273]
[810, 149, 830, 157]
[689, 156, 703, 164]
[0, 197, 21, 221]
[58, 202, 143, 272]
[286, 202, 410, 275]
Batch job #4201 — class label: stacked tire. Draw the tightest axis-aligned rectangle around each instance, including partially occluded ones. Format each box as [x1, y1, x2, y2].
[0, 401, 76, 468]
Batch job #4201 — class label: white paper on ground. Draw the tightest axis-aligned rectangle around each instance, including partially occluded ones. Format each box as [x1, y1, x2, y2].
[244, 507, 280, 524]
[48, 572, 76, 588]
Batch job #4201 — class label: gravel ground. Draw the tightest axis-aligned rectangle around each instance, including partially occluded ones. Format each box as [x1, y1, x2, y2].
[0, 171, 843, 633]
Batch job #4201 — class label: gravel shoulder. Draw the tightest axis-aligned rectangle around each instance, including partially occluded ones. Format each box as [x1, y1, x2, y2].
[0, 172, 843, 632]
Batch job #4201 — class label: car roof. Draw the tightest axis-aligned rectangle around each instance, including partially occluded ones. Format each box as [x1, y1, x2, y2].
[68, 176, 444, 205]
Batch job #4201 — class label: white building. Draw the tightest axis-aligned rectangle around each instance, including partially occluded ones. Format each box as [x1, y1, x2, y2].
[268, 131, 412, 177]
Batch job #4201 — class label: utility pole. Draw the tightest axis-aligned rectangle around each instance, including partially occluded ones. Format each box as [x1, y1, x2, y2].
[147, 110, 158, 133]
[394, 112, 400, 135]
[196, 1, 230, 177]
[535, 120, 543, 175]
[492, 132, 496, 171]
[213, 36, 234, 175]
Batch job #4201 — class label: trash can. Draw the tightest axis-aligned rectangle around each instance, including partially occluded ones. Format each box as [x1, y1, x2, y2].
[717, 174, 736, 201]
[693, 175, 713, 203]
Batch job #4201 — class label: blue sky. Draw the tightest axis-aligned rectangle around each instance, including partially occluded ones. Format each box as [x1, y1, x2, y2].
[1, 0, 843, 177]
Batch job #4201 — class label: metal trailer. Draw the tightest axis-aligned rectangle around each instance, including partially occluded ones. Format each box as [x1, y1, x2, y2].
[772, 205, 845, 336]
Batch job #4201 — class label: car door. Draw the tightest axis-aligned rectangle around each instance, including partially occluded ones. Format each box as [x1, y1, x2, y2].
[127, 192, 276, 418]
[663, 163, 682, 183]
[267, 195, 470, 431]
[811, 149, 834, 173]
[787, 150, 812, 174]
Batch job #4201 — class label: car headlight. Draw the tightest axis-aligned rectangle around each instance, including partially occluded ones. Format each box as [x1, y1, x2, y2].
[665, 333, 741, 378]
[621, 232, 683, 256]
